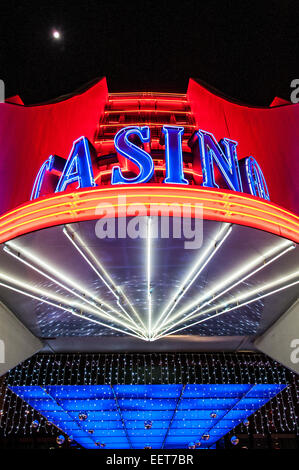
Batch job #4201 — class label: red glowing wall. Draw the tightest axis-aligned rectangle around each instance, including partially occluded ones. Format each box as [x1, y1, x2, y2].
[187, 79, 299, 215]
[0, 77, 298, 217]
[0, 77, 108, 215]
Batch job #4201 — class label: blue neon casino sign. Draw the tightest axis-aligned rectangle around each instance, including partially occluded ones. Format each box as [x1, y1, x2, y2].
[31, 125, 270, 201]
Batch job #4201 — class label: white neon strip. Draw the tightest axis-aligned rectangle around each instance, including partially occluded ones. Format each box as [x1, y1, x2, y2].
[4, 245, 112, 315]
[147, 217, 152, 340]
[153, 223, 232, 334]
[159, 239, 295, 331]
[63, 226, 117, 293]
[0, 281, 146, 341]
[63, 226, 134, 325]
[0, 272, 146, 337]
[63, 226, 146, 331]
[153, 270, 299, 339]
[154, 278, 299, 341]
[4, 241, 139, 329]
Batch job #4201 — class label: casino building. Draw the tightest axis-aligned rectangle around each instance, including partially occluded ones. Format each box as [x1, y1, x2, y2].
[0, 78, 298, 449]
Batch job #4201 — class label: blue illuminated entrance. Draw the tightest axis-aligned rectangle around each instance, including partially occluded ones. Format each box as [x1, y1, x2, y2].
[10, 384, 285, 449]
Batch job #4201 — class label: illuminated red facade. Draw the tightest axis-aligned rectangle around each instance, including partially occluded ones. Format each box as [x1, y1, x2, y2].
[0, 77, 298, 244]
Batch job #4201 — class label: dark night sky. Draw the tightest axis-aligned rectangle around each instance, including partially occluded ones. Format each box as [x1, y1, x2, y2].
[1, 0, 299, 105]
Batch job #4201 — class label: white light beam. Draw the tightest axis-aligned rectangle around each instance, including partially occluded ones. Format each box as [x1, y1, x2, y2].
[63, 225, 146, 332]
[0, 279, 147, 341]
[0, 272, 147, 338]
[154, 270, 299, 340]
[158, 239, 295, 332]
[3, 242, 143, 335]
[147, 217, 152, 340]
[153, 223, 232, 335]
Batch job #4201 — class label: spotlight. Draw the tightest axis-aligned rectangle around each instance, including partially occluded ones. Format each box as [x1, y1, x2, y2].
[52, 30, 61, 40]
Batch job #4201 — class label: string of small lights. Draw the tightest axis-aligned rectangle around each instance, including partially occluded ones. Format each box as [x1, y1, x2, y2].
[0, 353, 298, 449]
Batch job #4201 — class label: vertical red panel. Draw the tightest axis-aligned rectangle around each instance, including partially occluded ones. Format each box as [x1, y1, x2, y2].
[187, 78, 299, 215]
[0, 78, 108, 214]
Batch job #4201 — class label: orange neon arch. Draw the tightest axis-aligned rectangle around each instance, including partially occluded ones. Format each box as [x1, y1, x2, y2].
[0, 185, 298, 244]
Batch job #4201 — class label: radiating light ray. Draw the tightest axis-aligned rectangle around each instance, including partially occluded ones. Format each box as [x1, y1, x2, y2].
[153, 270, 299, 340]
[4, 244, 110, 316]
[63, 225, 146, 332]
[152, 223, 232, 334]
[0, 280, 146, 340]
[4, 241, 143, 333]
[0, 272, 146, 337]
[159, 239, 295, 332]
[5, 241, 119, 315]
[147, 217, 152, 340]
[154, 279, 299, 341]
